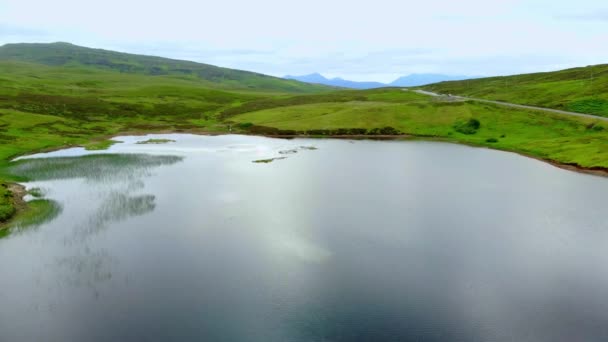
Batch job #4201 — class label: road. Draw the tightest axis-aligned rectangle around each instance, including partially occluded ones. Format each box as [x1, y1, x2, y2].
[411, 89, 608, 122]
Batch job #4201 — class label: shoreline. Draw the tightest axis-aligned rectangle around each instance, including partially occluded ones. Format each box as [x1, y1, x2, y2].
[2, 130, 606, 228]
[9, 129, 608, 176]
[539, 159, 608, 178]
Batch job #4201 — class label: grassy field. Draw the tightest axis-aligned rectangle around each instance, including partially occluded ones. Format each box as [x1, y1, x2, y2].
[0, 43, 606, 225]
[230, 89, 608, 168]
[422, 64, 608, 117]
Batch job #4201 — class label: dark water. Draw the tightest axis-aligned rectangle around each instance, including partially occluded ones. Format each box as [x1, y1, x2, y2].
[1, 134, 608, 342]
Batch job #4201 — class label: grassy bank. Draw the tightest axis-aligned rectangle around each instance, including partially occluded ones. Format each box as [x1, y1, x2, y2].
[2, 87, 608, 226]
[230, 90, 608, 169]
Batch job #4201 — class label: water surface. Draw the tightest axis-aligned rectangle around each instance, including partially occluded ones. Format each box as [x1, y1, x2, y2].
[1, 134, 608, 341]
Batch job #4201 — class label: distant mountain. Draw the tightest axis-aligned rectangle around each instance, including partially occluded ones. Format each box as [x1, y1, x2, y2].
[284, 73, 386, 89]
[389, 74, 475, 87]
[0, 42, 329, 93]
[285, 72, 477, 89]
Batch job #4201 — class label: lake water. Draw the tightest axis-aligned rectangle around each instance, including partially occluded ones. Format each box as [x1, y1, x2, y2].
[1, 134, 608, 342]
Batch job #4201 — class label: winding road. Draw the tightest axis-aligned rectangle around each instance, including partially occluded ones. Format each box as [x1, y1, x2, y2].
[412, 89, 608, 122]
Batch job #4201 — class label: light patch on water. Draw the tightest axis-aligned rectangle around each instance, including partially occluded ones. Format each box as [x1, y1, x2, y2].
[271, 231, 332, 264]
[15, 135, 319, 163]
[217, 191, 241, 204]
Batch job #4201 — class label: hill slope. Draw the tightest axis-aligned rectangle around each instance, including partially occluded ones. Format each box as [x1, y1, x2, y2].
[422, 64, 608, 117]
[0, 42, 328, 93]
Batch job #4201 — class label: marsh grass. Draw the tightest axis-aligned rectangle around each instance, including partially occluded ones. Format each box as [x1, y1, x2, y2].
[27, 187, 44, 198]
[252, 157, 287, 163]
[84, 140, 122, 150]
[2, 199, 61, 235]
[136, 139, 176, 144]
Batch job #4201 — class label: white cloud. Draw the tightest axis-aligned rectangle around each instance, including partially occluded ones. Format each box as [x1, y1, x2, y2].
[0, 0, 606, 82]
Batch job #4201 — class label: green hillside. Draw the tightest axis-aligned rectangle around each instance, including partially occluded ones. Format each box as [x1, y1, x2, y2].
[422, 64, 608, 117]
[0, 42, 329, 93]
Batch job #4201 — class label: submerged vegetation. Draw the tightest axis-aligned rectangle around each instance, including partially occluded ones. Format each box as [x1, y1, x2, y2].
[27, 187, 44, 198]
[0, 153, 183, 230]
[0, 42, 606, 224]
[252, 157, 287, 163]
[278, 146, 319, 155]
[8, 154, 183, 182]
[136, 139, 176, 144]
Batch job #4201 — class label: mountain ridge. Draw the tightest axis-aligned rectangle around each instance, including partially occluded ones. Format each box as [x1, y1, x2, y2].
[0, 42, 329, 93]
[285, 72, 476, 89]
[284, 73, 385, 89]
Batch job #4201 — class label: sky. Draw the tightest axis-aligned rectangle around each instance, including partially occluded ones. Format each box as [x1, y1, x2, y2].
[0, 0, 606, 82]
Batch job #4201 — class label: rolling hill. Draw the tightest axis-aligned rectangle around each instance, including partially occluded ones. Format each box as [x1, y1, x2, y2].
[422, 64, 608, 117]
[0, 42, 329, 93]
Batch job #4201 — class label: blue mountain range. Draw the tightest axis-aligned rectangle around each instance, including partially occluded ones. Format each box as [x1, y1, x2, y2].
[285, 73, 476, 89]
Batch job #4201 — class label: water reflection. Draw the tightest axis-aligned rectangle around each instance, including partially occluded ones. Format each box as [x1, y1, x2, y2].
[3, 153, 182, 297]
[1, 136, 608, 342]
[4, 154, 182, 238]
[55, 248, 114, 288]
[84, 193, 156, 236]
[97, 193, 155, 225]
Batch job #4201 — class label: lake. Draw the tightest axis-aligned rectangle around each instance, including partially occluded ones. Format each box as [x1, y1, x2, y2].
[1, 134, 608, 341]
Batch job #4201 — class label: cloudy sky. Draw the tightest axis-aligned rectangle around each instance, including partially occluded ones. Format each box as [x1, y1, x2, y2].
[0, 0, 606, 82]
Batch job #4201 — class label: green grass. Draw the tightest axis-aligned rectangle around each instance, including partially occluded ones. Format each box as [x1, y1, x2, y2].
[0, 183, 16, 221]
[422, 64, 608, 117]
[0, 199, 61, 238]
[231, 91, 608, 168]
[0, 59, 258, 166]
[84, 139, 121, 150]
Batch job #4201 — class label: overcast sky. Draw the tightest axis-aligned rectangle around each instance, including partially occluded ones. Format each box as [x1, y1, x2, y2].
[0, 0, 606, 82]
